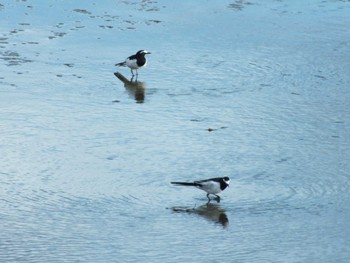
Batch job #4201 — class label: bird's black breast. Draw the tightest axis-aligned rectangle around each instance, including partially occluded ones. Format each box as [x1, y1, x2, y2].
[136, 56, 146, 67]
[220, 180, 229, 191]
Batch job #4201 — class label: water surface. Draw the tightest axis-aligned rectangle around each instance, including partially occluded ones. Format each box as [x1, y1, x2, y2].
[1, 0, 350, 262]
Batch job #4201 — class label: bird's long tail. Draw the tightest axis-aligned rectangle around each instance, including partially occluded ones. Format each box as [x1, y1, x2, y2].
[115, 61, 126, 67]
[171, 182, 199, 186]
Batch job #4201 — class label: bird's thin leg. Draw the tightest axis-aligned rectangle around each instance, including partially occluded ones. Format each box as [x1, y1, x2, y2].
[130, 69, 135, 77]
[215, 195, 221, 203]
[135, 69, 138, 76]
[206, 193, 211, 204]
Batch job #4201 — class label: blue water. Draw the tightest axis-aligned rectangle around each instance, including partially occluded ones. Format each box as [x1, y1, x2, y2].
[1, 0, 350, 262]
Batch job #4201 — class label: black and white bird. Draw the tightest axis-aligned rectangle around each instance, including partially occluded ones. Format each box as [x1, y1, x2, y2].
[115, 50, 151, 77]
[171, 177, 230, 203]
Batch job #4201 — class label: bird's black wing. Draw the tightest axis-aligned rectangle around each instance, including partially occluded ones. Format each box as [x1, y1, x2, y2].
[195, 177, 223, 184]
[127, 54, 137, 60]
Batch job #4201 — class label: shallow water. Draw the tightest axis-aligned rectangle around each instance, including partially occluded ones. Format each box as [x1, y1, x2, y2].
[1, 0, 350, 262]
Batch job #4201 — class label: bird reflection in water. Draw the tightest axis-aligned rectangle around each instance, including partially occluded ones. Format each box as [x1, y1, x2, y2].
[172, 203, 229, 228]
[114, 72, 145, 103]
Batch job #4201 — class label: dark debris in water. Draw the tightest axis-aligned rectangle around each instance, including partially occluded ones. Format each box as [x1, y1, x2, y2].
[99, 25, 114, 29]
[207, 127, 228, 132]
[228, 1, 254, 11]
[54, 32, 66, 37]
[0, 37, 8, 44]
[168, 206, 196, 213]
[314, 74, 327, 80]
[0, 50, 32, 66]
[145, 19, 162, 25]
[106, 155, 118, 160]
[73, 9, 92, 15]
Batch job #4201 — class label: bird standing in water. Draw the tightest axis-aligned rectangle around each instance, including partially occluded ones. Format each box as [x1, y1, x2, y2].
[171, 177, 230, 203]
[115, 50, 151, 78]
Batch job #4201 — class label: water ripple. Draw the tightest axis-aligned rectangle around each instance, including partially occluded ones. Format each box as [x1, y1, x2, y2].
[230, 172, 350, 217]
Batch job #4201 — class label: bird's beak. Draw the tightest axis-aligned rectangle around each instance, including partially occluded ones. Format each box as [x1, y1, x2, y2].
[147, 51, 151, 54]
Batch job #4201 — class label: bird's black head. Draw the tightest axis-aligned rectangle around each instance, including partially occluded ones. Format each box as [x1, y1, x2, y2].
[136, 50, 151, 56]
[223, 177, 230, 186]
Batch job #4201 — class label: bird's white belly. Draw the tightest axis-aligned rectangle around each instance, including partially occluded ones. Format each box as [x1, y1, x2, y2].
[125, 58, 139, 69]
[197, 181, 222, 194]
